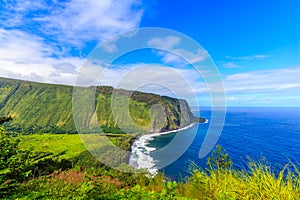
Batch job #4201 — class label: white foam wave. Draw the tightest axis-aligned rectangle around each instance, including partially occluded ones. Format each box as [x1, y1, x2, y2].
[129, 123, 197, 175]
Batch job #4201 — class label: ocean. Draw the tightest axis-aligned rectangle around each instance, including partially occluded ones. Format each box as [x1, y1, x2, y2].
[129, 107, 300, 180]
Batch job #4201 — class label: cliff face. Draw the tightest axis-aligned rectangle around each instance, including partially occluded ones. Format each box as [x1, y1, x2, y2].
[0, 77, 204, 134]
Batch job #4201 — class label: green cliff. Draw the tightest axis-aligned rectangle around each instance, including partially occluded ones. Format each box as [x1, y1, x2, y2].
[0, 77, 204, 134]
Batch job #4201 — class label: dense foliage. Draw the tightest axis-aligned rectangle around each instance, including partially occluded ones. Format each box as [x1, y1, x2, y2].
[1, 130, 300, 199]
[0, 77, 204, 134]
[0, 124, 31, 192]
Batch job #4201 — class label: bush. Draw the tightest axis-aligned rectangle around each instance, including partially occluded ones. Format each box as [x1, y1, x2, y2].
[0, 126, 31, 193]
[206, 145, 233, 171]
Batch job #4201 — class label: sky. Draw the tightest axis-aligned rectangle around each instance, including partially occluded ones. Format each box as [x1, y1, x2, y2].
[0, 0, 299, 107]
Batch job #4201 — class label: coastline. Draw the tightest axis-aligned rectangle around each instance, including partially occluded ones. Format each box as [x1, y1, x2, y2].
[129, 118, 208, 146]
[128, 121, 207, 174]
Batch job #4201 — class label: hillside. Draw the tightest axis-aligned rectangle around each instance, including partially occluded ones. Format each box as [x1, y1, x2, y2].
[0, 77, 204, 134]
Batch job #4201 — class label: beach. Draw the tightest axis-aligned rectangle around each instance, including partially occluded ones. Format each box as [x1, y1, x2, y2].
[128, 123, 199, 175]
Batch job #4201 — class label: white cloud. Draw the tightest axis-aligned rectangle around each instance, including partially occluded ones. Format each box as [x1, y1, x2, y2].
[187, 67, 300, 106]
[0, 29, 55, 60]
[0, 28, 84, 85]
[84, 63, 207, 99]
[221, 54, 269, 70]
[220, 67, 300, 106]
[148, 36, 208, 65]
[224, 67, 300, 92]
[225, 54, 269, 60]
[148, 36, 181, 49]
[0, 55, 83, 86]
[176, 48, 208, 64]
[278, 83, 300, 89]
[1, 0, 47, 27]
[102, 41, 118, 53]
[222, 62, 242, 69]
[35, 0, 143, 48]
[0, 0, 144, 85]
[1, 0, 143, 49]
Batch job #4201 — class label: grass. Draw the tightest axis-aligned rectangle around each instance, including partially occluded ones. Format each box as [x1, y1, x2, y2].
[11, 160, 300, 200]
[182, 163, 300, 199]
[6, 134, 300, 199]
[20, 134, 90, 160]
[19, 133, 135, 161]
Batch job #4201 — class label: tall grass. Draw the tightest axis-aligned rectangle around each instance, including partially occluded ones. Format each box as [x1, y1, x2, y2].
[6, 135, 300, 199]
[183, 160, 300, 199]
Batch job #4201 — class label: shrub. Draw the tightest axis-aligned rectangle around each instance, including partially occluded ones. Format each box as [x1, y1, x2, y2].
[0, 126, 31, 194]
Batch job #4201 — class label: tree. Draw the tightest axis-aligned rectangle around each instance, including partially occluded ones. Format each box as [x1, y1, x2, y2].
[0, 117, 31, 191]
[206, 145, 233, 171]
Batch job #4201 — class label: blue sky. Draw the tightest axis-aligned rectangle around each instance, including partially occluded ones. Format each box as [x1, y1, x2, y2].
[0, 0, 299, 107]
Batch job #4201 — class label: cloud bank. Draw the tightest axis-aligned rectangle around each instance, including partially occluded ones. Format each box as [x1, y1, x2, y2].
[0, 0, 143, 84]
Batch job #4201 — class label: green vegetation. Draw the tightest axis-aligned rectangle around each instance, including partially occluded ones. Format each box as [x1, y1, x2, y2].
[0, 127, 31, 190]
[19, 134, 92, 160]
[1, 125, 300, 199]
[0, 77, 204, 134]
[1, 77, 298, 199]
[184, 152, 300, 199]
[19, 133, 135, 168]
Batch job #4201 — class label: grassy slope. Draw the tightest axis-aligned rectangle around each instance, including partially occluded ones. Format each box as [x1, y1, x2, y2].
[0, 77, 203, 134]
[0, 78, 75, 132]
[20, 134, 88, 160]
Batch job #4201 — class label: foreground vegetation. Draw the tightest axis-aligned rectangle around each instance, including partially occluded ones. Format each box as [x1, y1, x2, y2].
[1, 124, 300, 199]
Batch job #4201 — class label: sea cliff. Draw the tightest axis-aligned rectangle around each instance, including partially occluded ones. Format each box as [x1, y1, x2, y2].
[0, 77, 205, 134]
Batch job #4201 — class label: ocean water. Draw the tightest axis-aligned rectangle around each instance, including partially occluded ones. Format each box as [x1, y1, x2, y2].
[129, 107, 300, 180]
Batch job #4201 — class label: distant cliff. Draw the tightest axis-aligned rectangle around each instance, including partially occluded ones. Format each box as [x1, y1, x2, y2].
[0, 77, 205, 134]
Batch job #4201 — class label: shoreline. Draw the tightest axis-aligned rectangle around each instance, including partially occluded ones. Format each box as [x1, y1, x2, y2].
[129, 118, 208, 149]
[128, 121, 207, 174]
[138, 123, 196, 140]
